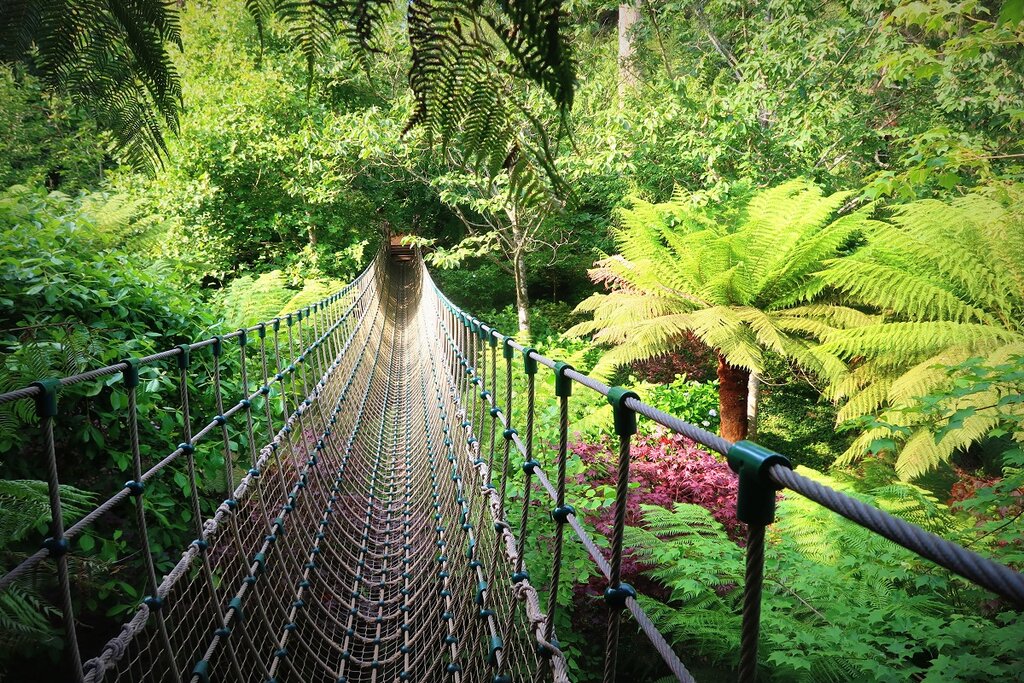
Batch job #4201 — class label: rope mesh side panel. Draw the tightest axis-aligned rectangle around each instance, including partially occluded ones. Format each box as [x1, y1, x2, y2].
[57, 255, 561, 683]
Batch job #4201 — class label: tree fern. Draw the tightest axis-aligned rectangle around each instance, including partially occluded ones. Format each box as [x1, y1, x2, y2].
[568, 180, 874, 439]
[817, 190, 1024, 479]
[570, 180, 873, 377]
[217, 271, 296, 330]
[248, 0, 572, 180]
[277, 277, 345, 315]
[624, 504, 743, 666]
[0, 481, 95, 661]
[217, 271, 345, 330]
[0, 0, 183, 170]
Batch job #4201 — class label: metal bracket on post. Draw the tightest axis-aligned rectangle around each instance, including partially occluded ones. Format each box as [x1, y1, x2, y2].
[502, 337, 514, 360]
[553, 362, 573, 398]
[521, 347, 538, 376]
[30, 378, 60, 419]
[121, 358, 140, 389]
[726, 441, 792, 526]
[606, 387, 639, 436]
[177, 344, 191, 370]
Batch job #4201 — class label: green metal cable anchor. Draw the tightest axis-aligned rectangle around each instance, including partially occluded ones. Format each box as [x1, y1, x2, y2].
[726, 441, 792, 526]
[606, 387, 639, 436]
[553, 361, 574, 397]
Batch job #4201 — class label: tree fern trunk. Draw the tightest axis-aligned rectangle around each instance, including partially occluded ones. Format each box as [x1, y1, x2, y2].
[717, 354, 748, 441]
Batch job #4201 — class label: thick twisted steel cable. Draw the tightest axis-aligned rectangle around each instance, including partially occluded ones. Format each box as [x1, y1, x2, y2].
[768, 465, 1024, 605]
[433, 272, 1024, 680]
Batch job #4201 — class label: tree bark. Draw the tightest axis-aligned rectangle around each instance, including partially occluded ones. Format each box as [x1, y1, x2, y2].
[618, 2, 640, 98]
[717, 354, 749, 442]
[512, 249, 531, 338]
[747, 371, 760, 441]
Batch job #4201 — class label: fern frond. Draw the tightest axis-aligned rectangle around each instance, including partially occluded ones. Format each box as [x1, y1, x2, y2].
[0, 584, 61, 652]
[0, 0, 183, 170]
[0, 480, 95, 548]
[820, 190, 1024, 476]
[576, 180, 869, 392]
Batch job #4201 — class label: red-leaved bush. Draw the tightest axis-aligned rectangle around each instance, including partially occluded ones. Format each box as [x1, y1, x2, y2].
[568, 433, 742, 649]
[571, 432, 741, 539]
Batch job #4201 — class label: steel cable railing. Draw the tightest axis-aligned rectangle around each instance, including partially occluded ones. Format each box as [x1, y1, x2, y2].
[427, 259, 1024, 683]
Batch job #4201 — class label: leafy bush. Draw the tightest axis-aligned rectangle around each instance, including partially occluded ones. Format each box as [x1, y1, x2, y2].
[0, 186, 283, 668]
[0, 186, 206, 394]
[757, 383, 850, 472]
[627, 470, 1024, 681]
[643, 376, 720, 435]
[570, 433, 740, 539]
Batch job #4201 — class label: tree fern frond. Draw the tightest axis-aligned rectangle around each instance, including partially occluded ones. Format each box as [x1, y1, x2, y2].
[0, 0, 184, 170]
[0, 480, 95, 547]
[819, 259, 994, 325]
[835, 379, 894, 424]
[822, 322, 1019, 364]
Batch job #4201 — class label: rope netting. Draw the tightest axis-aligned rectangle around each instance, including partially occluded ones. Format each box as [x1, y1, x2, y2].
[1, 248, 1022, 683]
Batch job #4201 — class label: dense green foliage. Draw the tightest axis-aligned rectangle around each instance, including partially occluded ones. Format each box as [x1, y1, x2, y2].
[628, 485, 1024, 681]
[2, 0, 1023, 680]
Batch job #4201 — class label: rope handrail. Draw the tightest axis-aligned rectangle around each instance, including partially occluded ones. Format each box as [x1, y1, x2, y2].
[432, 278, 1024, 605]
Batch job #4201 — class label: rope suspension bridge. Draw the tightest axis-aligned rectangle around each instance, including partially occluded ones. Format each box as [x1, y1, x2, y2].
[2, 247, 1023, 683]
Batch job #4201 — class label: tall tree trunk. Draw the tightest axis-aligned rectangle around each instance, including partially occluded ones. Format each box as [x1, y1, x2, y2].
[717, 354, 749, 442]
[618, 2, 640, 98]
[747, 371, 760, 441]
[512, 248, 531, 338]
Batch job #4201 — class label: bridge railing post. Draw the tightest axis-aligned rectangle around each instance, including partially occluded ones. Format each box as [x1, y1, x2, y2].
[30, 378, 85, 683]
[602, 386, 640, 683]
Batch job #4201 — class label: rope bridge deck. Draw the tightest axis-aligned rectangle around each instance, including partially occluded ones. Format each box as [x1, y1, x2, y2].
[1, 250, 1022, 683]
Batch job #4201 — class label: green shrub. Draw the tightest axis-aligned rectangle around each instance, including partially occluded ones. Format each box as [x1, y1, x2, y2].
[628, 471, 1024, 681]
[0, 186, 273, 663]
[644, 376, 720, 434]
